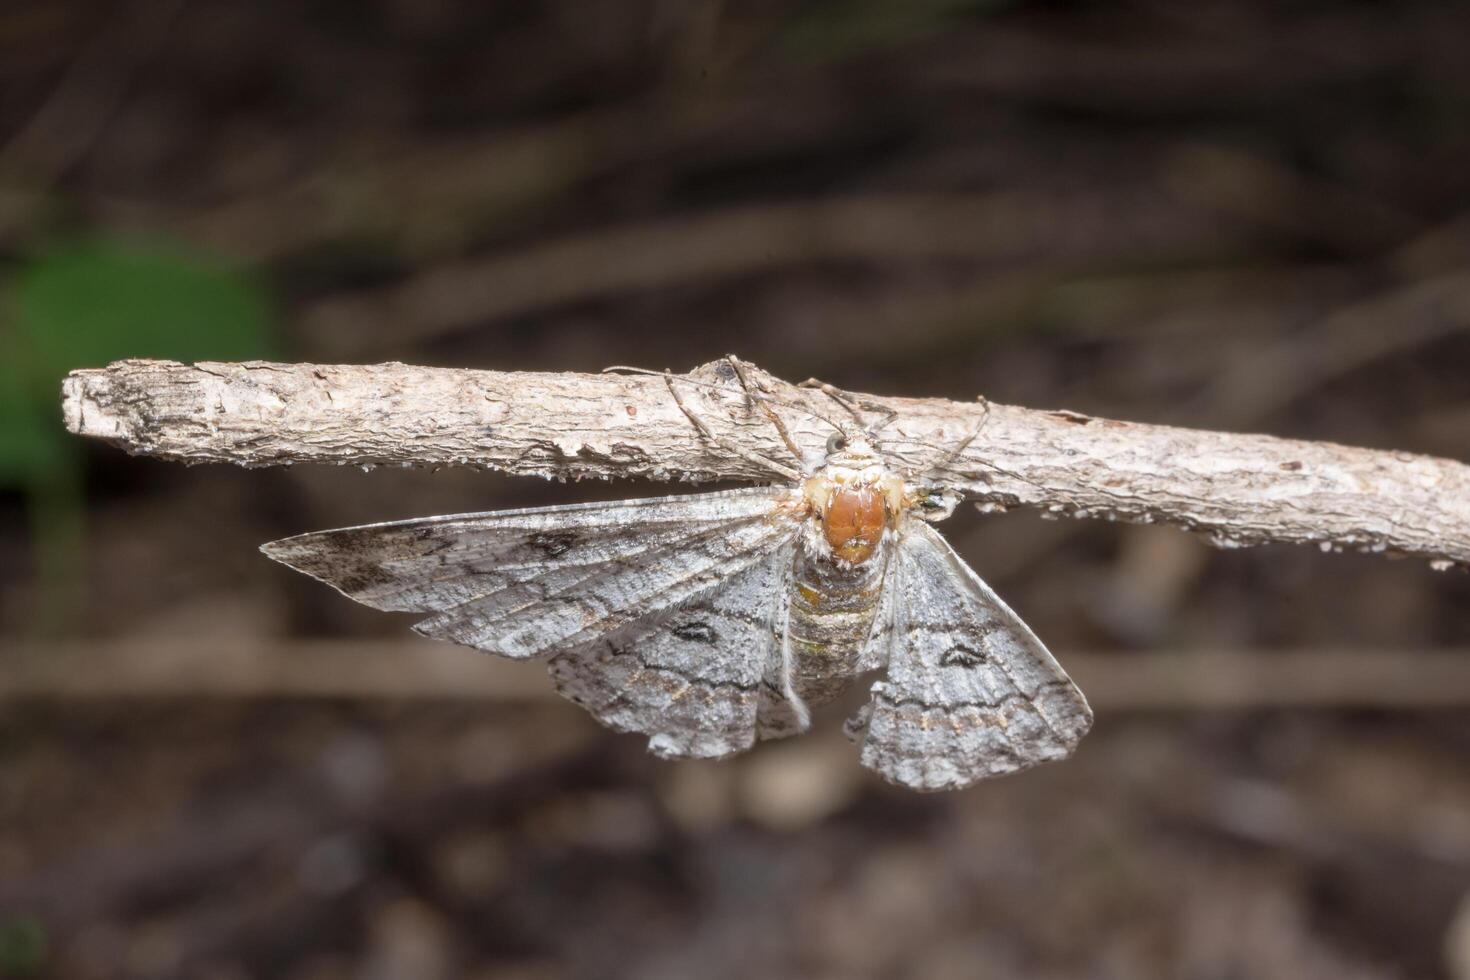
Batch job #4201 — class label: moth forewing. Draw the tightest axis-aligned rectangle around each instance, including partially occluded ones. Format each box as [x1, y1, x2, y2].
[408, 511, 800, 659]
[259, 486, 798, 614]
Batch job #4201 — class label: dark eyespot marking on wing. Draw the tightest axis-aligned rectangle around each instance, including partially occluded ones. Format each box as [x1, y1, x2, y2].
[671, 620, 719, 644]
[529, 530, 579, 558]
[939, 644, 987, 669]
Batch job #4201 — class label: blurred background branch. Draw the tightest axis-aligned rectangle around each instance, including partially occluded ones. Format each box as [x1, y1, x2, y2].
[7, 640, 1470, 708]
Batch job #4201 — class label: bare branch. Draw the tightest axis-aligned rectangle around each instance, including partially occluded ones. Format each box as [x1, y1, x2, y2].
[61, 357, 1470, 566]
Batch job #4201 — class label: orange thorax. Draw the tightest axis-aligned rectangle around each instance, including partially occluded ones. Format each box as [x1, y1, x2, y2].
[821, 486, 888, 564]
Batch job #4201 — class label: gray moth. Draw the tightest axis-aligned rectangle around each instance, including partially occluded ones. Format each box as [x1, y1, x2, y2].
[261, 368, 1092, 791]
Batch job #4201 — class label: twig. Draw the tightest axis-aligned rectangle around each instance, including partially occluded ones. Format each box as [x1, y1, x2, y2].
[61, 357, 1470, 566]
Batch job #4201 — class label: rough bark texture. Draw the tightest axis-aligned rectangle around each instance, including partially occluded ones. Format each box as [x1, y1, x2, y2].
[62, 357, 1470, 566]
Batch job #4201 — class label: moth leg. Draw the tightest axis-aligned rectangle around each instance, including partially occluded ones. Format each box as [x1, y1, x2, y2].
[725, 355, 807, 468]
[755, 556, 811, 740]
[799, 377, 900, 440]
[664, 371, 802, 481]
[915, 396, 991, 479]
[774, 579, 811, 732]
[903, 396, 1051, 497]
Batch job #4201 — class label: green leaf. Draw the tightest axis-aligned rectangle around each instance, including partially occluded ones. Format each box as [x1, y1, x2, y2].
[0, 915, 46, 976]
[13, 237, 276, 377]
[0, 236, 276, 487]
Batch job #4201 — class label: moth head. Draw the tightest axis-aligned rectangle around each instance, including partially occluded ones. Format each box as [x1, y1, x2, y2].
[822, 431, 879, 465]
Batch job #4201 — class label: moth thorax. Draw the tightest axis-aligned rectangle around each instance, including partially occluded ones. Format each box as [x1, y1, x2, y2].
[821, 485, 888, 564]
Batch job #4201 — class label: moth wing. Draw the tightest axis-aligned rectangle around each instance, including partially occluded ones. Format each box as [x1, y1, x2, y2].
[854, 521, 1092, 791]
[550, 540, 796, 759]
[263, 487, 803, 660]
[261, 487, 794, 612]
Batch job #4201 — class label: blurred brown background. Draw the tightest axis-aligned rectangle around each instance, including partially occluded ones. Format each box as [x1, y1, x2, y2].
[3, 1, 1470, 978]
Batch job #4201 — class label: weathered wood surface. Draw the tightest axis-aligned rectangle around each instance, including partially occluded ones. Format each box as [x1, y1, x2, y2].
[62, 357, 1470, 565]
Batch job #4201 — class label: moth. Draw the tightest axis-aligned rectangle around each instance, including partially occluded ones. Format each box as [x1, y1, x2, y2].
[262, 362, 1092, 791]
